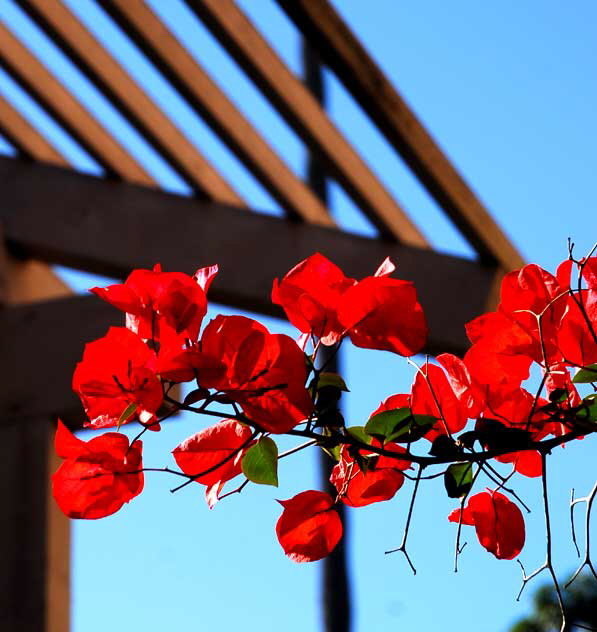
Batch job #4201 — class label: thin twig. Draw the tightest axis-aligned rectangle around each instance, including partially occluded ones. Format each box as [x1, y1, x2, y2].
[385, 465, 423, 574]
[516, 454, 567, 632]
[566, 480, 597, 587]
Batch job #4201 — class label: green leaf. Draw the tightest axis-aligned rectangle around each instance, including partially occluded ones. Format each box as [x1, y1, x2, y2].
[577, 394, 597, 424]
[117, 402, 137, 430]
[444, 463, 473, 498]
[346, 426, 371, 445]
[317, 372, 349, 392]
[573, 363, 597, 383]
[241, 437, 278, 486]
[365, 407, 436, 443]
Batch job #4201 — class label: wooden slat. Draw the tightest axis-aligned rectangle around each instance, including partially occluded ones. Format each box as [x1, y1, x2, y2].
[75, 0, 334, 225]
[0, 19, 155, 187]
[277, 0, 525, 271]
[0, 157, 496, 361]
[16, 0, 243, 206]
[179, 0, 428, 246]
[0, 93, 67, 166]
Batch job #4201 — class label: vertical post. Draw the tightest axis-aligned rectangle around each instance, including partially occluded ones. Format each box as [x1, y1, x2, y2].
[0, 239, 71, 631]
[302, 41, 352, 632]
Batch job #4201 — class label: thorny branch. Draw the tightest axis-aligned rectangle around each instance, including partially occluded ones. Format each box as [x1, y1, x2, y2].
[517, 454, 567, 632]
[567, 480, 597, 587]
[385, 464, 424, 574]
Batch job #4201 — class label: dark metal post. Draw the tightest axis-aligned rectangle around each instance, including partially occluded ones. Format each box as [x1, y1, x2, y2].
[302, 41, 352, 632]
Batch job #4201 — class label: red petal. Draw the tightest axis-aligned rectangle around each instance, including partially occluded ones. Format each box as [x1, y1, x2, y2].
[55, 420, 85, 458]
[452, 491, 525, 560]
[172, 420, 253, 487]
[194, 264, 219, 293]
[52, 433, 143, 520]
[495, 450, 542, 478]
[276, 490, 342, 563]
[339, 276, 427, 356]
[411, 363, 468, 438]
[272, 253, 353, 343]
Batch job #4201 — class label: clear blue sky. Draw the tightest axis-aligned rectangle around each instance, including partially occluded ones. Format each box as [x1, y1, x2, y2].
[1, 1, 596, 631]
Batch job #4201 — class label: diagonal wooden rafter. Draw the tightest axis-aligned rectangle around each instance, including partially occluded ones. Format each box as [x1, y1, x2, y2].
[30, 0, 334, 226]
[175, 0, 428, 246]
[0, 92, 67, 166]
[13, 0, 259, 209]
[276, 0, 525, 271]
[0, 20, 159, 188]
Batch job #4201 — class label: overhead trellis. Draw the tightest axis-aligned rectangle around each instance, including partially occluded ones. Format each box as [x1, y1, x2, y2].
[0, 1, 523, 631]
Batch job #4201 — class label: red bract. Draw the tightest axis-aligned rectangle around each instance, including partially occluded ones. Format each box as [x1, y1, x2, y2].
[410, 362, 468, 439]
[52, 420, 144, 519]
[494, 450, 542, 478]
[330, 442, 410, 507]
[464, 312, 534, 389]
[173, 420, 254, 508]
[500, 265, 568, 358]
[276, 490, 342, 562]
[338, 275, 427, 356]
[91, 263, 217, 343]
[436, 353, 483, 418]
[201, 315, 313, 433]
[273, 254, 427, 356]
[156, 343, 226, 387]
[478, 385, 550, 439]
[556, 295, 597, 367]
[72, 327, 163, 429]
[448, 490, 525, 560]
[272, 253, 354, 345]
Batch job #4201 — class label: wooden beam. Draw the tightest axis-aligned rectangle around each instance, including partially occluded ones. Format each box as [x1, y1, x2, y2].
[178, 0, 428, 246]
[0, 295, 119, 424]
[77, 0, 334, 226]
[276, 0, 525, 271]
[0, 157, 496, 359]
[0, 93, 67, 166]
[15, 0, 243, 206]
[0, 19, 155, 187]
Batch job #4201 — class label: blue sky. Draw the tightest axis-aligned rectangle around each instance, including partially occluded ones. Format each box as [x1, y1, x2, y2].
[1, 1, 596, 631]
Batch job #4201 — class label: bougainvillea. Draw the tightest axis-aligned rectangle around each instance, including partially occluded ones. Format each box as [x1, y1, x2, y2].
[53, 248, 597, 630]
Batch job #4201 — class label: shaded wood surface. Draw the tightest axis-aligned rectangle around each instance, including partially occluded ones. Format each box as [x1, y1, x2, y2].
[0, 158, 496, 359]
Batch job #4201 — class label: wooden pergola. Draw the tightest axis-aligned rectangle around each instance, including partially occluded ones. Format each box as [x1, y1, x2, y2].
[0, 1, 523, 630]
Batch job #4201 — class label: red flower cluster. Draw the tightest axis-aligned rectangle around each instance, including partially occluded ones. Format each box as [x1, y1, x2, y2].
[272, 253, 427, 355]
[52, 251, 597, 570]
